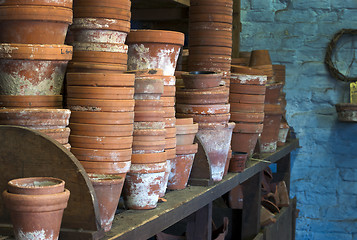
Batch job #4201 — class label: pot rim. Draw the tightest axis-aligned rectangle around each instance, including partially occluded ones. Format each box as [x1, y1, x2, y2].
[0, 44, 73, 60]
[127, 29, 185, 46]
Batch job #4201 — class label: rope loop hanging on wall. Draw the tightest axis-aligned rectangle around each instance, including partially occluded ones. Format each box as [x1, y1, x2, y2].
[325, 29, 357, 82]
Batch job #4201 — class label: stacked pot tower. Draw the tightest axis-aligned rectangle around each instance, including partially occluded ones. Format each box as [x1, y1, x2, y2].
[0, 0, 73, 149]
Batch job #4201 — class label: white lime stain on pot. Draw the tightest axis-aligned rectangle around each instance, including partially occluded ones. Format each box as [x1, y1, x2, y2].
[72, 42, 128, 53]
[69, 106, 102, 112]
[232, 74, 267, 85]
[17, 229, 54, 240]
[72, 30, 127, 44]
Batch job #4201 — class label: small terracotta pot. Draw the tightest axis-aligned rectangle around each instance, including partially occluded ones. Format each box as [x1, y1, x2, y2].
[124, 161, 167, 209]
[67, 86, 134, 100]
[0, 6, 72, 44]
[134, 78, 164, 95]
[176, 89, 229, 105]
[181, 71, 222, 89]
[71, 17, 130, 33]
[165, 137, 177, 150]
[88, 174, 124, 232]
[165, 117, 176, 128]
[249, 50, 272, 67]
[159, 159, 172, 197]
[131, 152, 167, 164]
[0, 95, 63, 108]
[0, 108, 71, 128]
[233, 123, 264, 134]
[162, 85, 176, 97]
[278, 122, 289, 147]
[70, 111, 134, 125]
[163, 106, 176, 118]
[162, 97, 175, 107]
[126, 68, 164, 77]
[230, 112, 264, 123]
[265, 83, 284, 104]
[197, 122, 235, 181]
[134, 99, 163, 111]
[72, 50, 127, 64]
[176, 104, 230, 115]
[132, 140, 166, 154]
[231, 132, 259, 156]
[0, 44, 72, 95]
[133, 128, 166, 137]
[167, 143, 198, 190]
[176, 120, 198, 145]
[176, 113, 230, 123]
[230, 103, 264, 113]
[134, 110, 165, 122]
[229, 153, 248, 173]
[69, 123, 133, 137]
[165, 127, 177, 139]
[127, 30, 185, 76]
[67, 61, 127, 73]
[38, 127, 71, 144]
[134, 121, 165, 130]
[71, 148, 132, 162]
[70, 135, 133, 150]
[7, 177, 65, 195]
[67, 72, 134, 87]
[229, 93, 265, 104]
[3, 178, 70, 240]
[80, 160, 131, 175]
[67, 98, 135, 112]
[73, 6, 131, 21]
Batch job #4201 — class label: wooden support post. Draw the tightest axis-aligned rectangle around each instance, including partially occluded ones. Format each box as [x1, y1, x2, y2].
[186, 203, 212, 240]
[273, 153, 291, 192]
[232, 0, 241, 58]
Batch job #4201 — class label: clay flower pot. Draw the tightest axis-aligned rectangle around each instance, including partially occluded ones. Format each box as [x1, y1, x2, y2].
[223, 149, 232, 176]
[0, 95, 63, 108]
[163, 76, 176, 86]
[163, 106, 176, 118]
[167, 143, 198, 190]
[123, 161, 167, 209]
[134, 110, 165, 122]
[229, 153, 248, 173]
[0, 108, 71, 129]
[67, 86, 134, 100]
[165, 127, 177, 139]
[73, 7, 131, 21]
[80, 160, 131, 176]
[197, 122, 235, 181]
[265, 83, 284, 104]
[67, 61, 127, 73]
[277, 122, 289, 147]
[132, 140, 166, 154]
[249, 50, 272, 67]
[69, 29, 128, 45]
[164, 117, 176, 128]
[134, 99, 163, 111]
[162, 97, 175, 107]
[70, 111, 133, 125]
[134, 78, 164, 95]
[176, 104, 230, 115]
[0, 0, 73, 8]
[3, 177, 70, 240]
[71, 148, 132, 162]
[231, 123, 263, 156]
[70, 17, 130, 33]
[66, 98, 135, 112]
[127, 30, 185, 76]
[176, 113, 231, 124]
[72, 50, 127, 65]
[67, 73, 135, 87]
[176, 118, 198, 145]
[0, 6, 72, 44]
[0, 44, 72, 95]
[176, 87, 229, 105]
[181, 71, 223, 89]
[159, 159, 172, 197]
[229, 93, 265, 104]
[335, 103, 357, 122]
[134, 121, 165, 130]
[230, 112, 264, 123]
[70, 135, 133, 150]
[162, 85, 176, 97]
[131, 152, 167, 164]
[73, 0, 131, 10]
[190, 0, 233, 7]
[230, 103, 264, 113]
[165, 137, 177, 150]
[38, 127, 71, 144]
[69, 123, 133, 137]
[88, 174, 125, 232]
[190, 46, 232, 56]
[71, 42, 128, 53]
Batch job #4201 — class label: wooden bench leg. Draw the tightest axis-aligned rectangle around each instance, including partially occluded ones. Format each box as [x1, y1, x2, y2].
[186, 203, 212, 240]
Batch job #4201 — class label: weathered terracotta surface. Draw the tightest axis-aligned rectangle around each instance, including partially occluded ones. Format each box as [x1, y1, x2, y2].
[70, 18, 130, 33]
[132, 140, 166, 154]
[69, 30, 127, 44]
[70, 111, 134, 125]
[181, 71, 222, 89]
[176, 88, 229, 105]
[134, 110, 165, 122]
[67, 72, 134, 87]
[162, 97, 175, 107]
[67, 98, 135, 112]
[189, 6, 232, 15]
[7, 177, 65, 195]
[159, 159, 172, 197]
[71, 43, 128, 54]
[234, 122, 264, 134]
[197, 122, 235, 181]
[229, 93, 265, 104]
[38, 127, 70, 144]
[190, 0, 233, 7]
[231, 133, 259, 156]
[123, 161, 167, 210]
[134, 99, 163, 111]
[249, 50, 272, 67]
[229, 153, 248, 173]
[189, 13, 233, 24]
[176, 120, 198, 145]
[223, 149, 232, 176]
[73, 0, 131, 10]
[73, 7, 131, 21]
[0, 0, 73, 8]
[0, 44, 72, 95]
[80, 160, 131, 175]
[165, 127, 176, 139]
[165, 148, 176, 160]
[69, 123, 133, 137]
[265, 83, 284, 104]
[163, 76, 176, 86]
[176, 113, 231, 123]
[230, 102, 264, 112]
[131, 152, 167, 164]
[164, 117, 176, 128]
[165, 137, 177, 150]
[163, 106, 176, 118]
[70, 135, 133, 149]
[162, 85, 176, 97]
[0, 108, 70, 129]
[72, 50, 127, 64]
[134, 121, 165, 130]
[127, 30, 184, 76]
[67, 61, 127, 73]
[3, 177, 70, 240]
[88, 174, 124, 232]
[134, 79, 164, 95]
[190, 46, 232, 56]
[230, 84, 266, 95]
[133, 128, 166, 136]
[67, 86, 134, 100]
[277, 122, 289, 147]
[260, 104, 283, 153]
[0, 95, 63, 108]
[176, 103, 230, 115]
[71, 148, 132, 162]
[0, 6, 72, 44]
[230, 112, 264, 123]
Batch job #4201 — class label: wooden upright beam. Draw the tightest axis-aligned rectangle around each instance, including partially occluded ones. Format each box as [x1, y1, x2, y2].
[232, 0, 241, 58]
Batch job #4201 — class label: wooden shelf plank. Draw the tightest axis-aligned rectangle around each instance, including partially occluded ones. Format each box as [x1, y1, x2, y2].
[102, 139, 299, 240]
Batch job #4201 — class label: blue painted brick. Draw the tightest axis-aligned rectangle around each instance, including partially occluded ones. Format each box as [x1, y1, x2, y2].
[275, 9, 318, 23]
[292, 0, 330, 10]
[250, 0, 271, 10]
[339, 169, 357, 182]
[312, 232, 352, 240]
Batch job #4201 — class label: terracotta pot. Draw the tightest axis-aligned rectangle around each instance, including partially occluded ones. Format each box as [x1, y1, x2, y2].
[165, 137, 177, 150]
[223, 149, 232, 176]
[278, 122, 289, 147]
[162, 86, 176, 97]
[70, 135, 133, 150]
[189, 46, 232, 56]
[159, 159, 172, 197]
[134, 78, 164, 95]
[163, 106, 176, 118]
[0, 6, 72, 44]
[197, 122, 235, 181]
[7, 177, 65, 195]
[163, 76, 176, 86]
[66, 98, 135, 112]
[71, 43, 128, 54]
[230, 84, 266, 95]
[0, 0, 72, 8]
[176, 104, 230, 115]
[272, 65, 286, 83]
[165, 127, 176, 139]
[167, 143, 198, 190]
[67, 61, 127, 73]
[3, 178, 70, 240]
[133, 134, 166, 143]
[231, 132, 259, 156]
[176, 122, 198, 145]
[0, 95, 63, 108]
[38, 127, 71, 144]
[131, 152, 167, 164]
[188, 54, 232, 64]
[176, 113, 230, 123]
[176, 118, 193, 125]
[165, 117, 176, 128]
[132, 140, 166, 154]
[253, 65, 274, 79]
[265, 83, 284, 104]
[123, 161, 167, 209]
[181, 71, 222, 89]
[80, 160, 131, 175]
[187, 65, 231, 73]
[134, 93, 162, 100]
[69, 29, 127, 44]
[70, 111, 134, 125]
[0, 108, 70, 128]
[162, 97, 175, 107]
[127, 30, 185, 76]
[165, 148, 177, 159]
[230, 103, 264, 113]
[176, 89, 229, 105]
[69, 123, 133, 137]
[71, 147, 132, 162]
[134, 121, 165, 130]
[233, 123, 264, 134]
[88, 174, 124, 232]
[231, 65, 264, 75]
[249, 50, 272, 67]
[73, 0, 131, 10]
[230, 112, 264, 123]
[134, 99, 163, 111]
[189, 13, 232, 23]
[72, 50, 127, 64]
[67, 86, 134, 100]
[134, 110, 165, 122]
[73, 7, 131, 21]
[126, 68, 164, 76]
[67, 72, 134, 87]
[133, 128, 166, 136]
[188, 37, 232, 48]
[71, 18, 130, 33]
[0, 44, 72, 95]
[260, 104, 283, 153]
[229, 153, 248, 173]
[229, 93, 265, 104]
[190, 0, 233, 7]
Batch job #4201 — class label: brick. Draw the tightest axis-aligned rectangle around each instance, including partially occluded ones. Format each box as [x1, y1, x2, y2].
[275, 9, 318, 23]
[339, 169, 357, 182]
[313, 232, 352, 240]
[338, 182, 357, 195]
[308, 219, 357, 234]
[338, 194, 357, 208]
[292, 0, 330, 10]
[331, 0, 357, 9]
[250, 0, 271, 10]
[245, 10, 275, 22]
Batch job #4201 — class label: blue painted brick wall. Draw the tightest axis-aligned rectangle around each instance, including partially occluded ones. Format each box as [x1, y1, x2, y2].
[240, 1, 357, 239]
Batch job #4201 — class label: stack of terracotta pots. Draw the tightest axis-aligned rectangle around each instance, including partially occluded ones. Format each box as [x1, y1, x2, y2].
[122, 69, 167, 210]
[67, 0, 131, 73]
[229, 67, 267, 157]
[168, 118, 198, 190]
[231, 52, 251, 67]
[0, 0, 73, 148]
[177, 72, 234, 182]
[188, 0, 233, 88]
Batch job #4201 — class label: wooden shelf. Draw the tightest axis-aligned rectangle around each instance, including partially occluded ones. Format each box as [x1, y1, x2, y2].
[103, 139, 299, 240]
